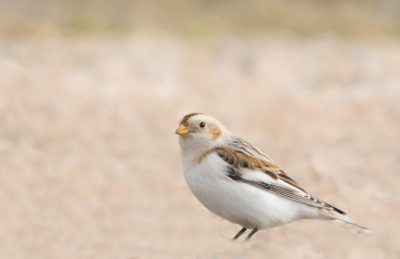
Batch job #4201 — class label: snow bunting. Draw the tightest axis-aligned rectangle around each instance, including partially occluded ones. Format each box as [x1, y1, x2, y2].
[176, 113, 369, 240]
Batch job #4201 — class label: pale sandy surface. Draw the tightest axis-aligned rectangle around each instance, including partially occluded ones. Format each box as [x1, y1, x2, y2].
[1, 34, 400, 259]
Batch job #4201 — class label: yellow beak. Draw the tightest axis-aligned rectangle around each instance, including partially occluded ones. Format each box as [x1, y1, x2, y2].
[175, 124, 189, 135]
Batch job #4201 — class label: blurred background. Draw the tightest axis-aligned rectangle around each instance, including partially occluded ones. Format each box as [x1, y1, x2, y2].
[1, 0, 400, 258]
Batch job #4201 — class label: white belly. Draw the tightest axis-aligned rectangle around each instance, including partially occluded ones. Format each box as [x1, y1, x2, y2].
[184, 153, 313, 229]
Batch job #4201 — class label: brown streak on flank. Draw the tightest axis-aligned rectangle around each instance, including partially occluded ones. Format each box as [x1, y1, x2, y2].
[179, 113, 206, 125]
[210, 127, 221, 140]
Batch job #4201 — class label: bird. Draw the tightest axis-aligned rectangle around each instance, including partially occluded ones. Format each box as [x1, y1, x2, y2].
[175, 113, 369, 241]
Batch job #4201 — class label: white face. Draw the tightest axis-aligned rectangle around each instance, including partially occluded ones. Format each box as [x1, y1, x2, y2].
[175, 113, 228, 151]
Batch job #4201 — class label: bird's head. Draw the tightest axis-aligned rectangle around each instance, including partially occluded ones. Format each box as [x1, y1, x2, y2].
[175, 113, 231, 153]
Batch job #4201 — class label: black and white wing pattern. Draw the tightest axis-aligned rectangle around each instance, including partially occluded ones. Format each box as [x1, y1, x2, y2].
[215, 137, 346, 215]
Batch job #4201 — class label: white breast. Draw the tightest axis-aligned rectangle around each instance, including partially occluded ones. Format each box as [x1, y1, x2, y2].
[183, 153, 316, 229]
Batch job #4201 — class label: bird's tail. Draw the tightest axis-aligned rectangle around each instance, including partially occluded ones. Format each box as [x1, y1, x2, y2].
[335, 215, 369, 230]
[319, 209, 369, 230]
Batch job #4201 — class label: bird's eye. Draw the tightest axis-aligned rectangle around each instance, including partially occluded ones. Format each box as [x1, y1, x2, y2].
[199, 122, 206, 128]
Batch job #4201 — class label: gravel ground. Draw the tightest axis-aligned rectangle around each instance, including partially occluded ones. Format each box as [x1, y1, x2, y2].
[0, 34, 399, 259]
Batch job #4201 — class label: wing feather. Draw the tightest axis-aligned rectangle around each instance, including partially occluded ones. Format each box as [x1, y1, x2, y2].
[217, 138, 346, 215]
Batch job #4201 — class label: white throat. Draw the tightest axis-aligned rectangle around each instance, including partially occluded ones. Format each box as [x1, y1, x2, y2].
[178, 129, 231, 171]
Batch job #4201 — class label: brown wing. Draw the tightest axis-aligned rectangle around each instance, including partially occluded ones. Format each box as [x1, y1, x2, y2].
[215, 141, 346, 215]
[215, 146, 279, 180]
[276, 170, 305, 192]
[223, 137, 305, 191]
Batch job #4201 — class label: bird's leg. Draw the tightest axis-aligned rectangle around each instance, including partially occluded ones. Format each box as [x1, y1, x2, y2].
[232, 227, 247, 241]
[245, 228, 259, 241]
